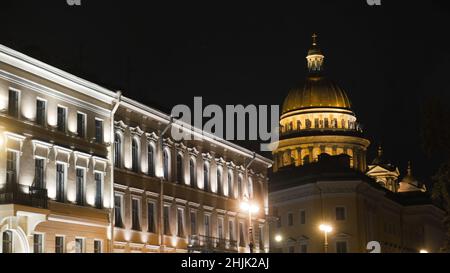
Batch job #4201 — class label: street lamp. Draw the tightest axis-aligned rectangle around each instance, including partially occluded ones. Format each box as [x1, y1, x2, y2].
[319, 224, 332, 253]
[419, 249, 429, 253]
[240, 199, 259, 253]
[274, 234, 283, 243]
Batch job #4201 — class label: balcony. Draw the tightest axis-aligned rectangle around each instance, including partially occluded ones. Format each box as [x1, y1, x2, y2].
[0, 184, 48, 209]
[187, 235, 238, 253]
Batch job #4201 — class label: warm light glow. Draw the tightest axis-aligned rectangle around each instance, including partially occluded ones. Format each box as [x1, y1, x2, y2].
[419, 249, 428, 253]
[240, 201, 259, 213]
[274, 234, 283, 242]
[171, 236, 178, 247]
[319, 224, 332, 233]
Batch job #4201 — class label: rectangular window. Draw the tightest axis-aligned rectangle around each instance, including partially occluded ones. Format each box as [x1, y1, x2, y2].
[336, 207, 346, 221]
[95, 119, 103, 144]
[228, 220, 235, 242]
[300, 244, 308, 253]
[8, 89, 19, 118]
[94, 172, 103, 208]
[56, 163, 65, 202]
[36, 99, 46, 126]
[147, 202, 155, 233]
[288, 212, 294, 226]
[218, 218, 224, 239]
[289, 246, 295, 253]
[6, 151, 18, 188]
[177, 208, 184, 237]
[131, 198, 140, 230]
[204, 215, 211, 237]
[94, 240, 102, 253]
[114, 194, 123, 227]
[76, 112, 86, 138]
[300, 210, 306, 225]
[163, 205, 171, 235]
[33, 234, 44, 253]
[336, 241, 348, 253]
[190, 211, 197, 235]
[57, 106, 66, 132]
[75, 168, 84, 205]
[258, 226, 264, 250]
[239, 222, 245, 247]
[55, 236, 65, 253]
[34, 158, 45, 189]
[75, 238, 84, 253]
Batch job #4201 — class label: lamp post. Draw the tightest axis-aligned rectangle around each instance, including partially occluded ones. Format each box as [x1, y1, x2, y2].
[240, 198, 259, 253]
[319, 224, 332, 253]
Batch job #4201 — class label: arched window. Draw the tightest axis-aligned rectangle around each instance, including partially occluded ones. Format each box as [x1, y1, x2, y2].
[248, 177, 253, 199]
[238, 174, 243, 199]
[189, 158, 196, 187]
[2, 230, 13, 253]
[228, 170, 233, 198]
[131, 138, 139, 172]
[114, 133, 121, 168]
[176, 153, 183, 184]
[163, 149, 170, 181]
[148, 144, 155, 176]
[217, 167, 222, 195]
[203, 162, 210, 192]
[324, 118, 329, 128]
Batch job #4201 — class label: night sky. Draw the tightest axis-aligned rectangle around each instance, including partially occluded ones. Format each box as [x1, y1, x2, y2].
[2, 0, 450, 182]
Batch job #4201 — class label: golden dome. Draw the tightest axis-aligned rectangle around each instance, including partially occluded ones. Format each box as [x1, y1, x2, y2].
[282, 34, 352, 114]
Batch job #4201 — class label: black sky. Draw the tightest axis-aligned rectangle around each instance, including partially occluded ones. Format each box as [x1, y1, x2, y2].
[2, 0, 450, 182]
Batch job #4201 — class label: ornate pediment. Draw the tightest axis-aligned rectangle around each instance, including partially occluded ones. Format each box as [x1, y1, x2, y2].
[145, 131, 159, 142]
[130, 126, 144, 137]
[114, 120, 128, 131]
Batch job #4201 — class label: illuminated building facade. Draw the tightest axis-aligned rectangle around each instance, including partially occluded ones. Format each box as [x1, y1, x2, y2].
[0, 44, 272, 253]
[269, 35, 445, 253]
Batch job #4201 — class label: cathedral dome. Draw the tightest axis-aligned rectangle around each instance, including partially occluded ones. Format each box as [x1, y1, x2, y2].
[282, 34, 352, 115]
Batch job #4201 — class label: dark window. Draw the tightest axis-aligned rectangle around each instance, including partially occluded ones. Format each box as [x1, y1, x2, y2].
[34, 158, 45, 188]
[33, 234, 43, 253]
[289, 246, 295, 253]
[131, 199, 140, 230]
[189, 158, 196, 187]
[94, 172, 102, 209]
[239, 222, 245, 247]
[176, 154, 183, 183]
[163, 206, 171, 235]
[8, 89, 19, 118]
[77, 113, 86, 138]
[147, 144, 154, 176]
[204, 215, 211, 237]
[314, 118, 319, 128]
[336, 207, 346, 221]
[132, 138, 139, 172]
[303, 155, 310, 165]
[218, 218, 224, 239]
[95, 119, 103, 144]
[305, 119, 311, 129]
[301, 244, 308, 253]
[217, 168, 222, 195]
[57, 106, 66, 132]
[55, 236, 64, 253]
[228, 171, 233, 198]
[238, 175, 243, 199]
[75, 168, 84, 205]
[324, 118, 329, 128]
[36, 99, 46, 126]
[190, 211, 197, 235]
[114, 133, 121, 168]
[6, 151, 17, 189]
[114, 195, 123, 227]
[336, 241, 348, 253]
[147, 202, 155, 233]
[177, 208, 184, 237]
[56, 163, 65, 202]
[300, 210, 306, 224]
[288, 213, 294, 226]
[2, 231, 13, 253]
[163, 149, 169, 180]
[94, 240, 102, 253]
[228, 221, 234, 241]
[203, 163, 209, 191]
[75, 238, 84, 253]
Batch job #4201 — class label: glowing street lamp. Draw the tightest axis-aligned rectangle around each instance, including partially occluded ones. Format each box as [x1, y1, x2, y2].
[319, 224, 333, 253]
[419, 249, 429, 253]
[274, 234, 283, 243]
[240, 199, 259, 253]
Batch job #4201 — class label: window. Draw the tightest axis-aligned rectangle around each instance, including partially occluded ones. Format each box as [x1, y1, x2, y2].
[57, 106, 66, 132]
[190, 211, 197, 235]
[147, 202, 155, 233]
[6, 151, 18, 188]
[94, 240, 102, 253]
[114, 133, 121, 168]
[55, 236, 65, 253]
[75, 168, 85, 205]
[36, 99, 46, 126]
[300, 210, 306, 225]
[314, 118, 319, 128]
[177, 208, 184, 237]
[239, 222, 245, 247]
[336, 241, 348, 253]
[163, 205, 171, 235]
[238, 175, 243, 199]
[33, 234, 44, 253]
[176, 153, 183, 184]
[77, 112, 86, 138]
[305, 119, 311, 129]
[2, 231, 13, 253]
[288, 212, 294, 226]
[34, 158, 45, 188]
[131, 198, 141, 230]
[114, 194, 123, 227]
[8, 89, 19, 118]
[300, 244, 308, 253]
[203, 163, 210, 192]
[289, 246, 295, 253]
[228, 170, 233, 198]
[258, 226, 264, 250]
[132, 138, 139, 172]
[56, 163, 65, 202]
[163, 149, 169, 181]
[95, 119, 103, 144]
[204, 215, 211, 237]
[189, 158, 196, 187]
[147, 144, 155, 176]
[75, 238, 84, 253]
[228, 220, 235, 241]
[94, 172, 103, 209]
[336, 207, 346, 221]
[217, 168, 222, 195]
[218, 218, 224, 240]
